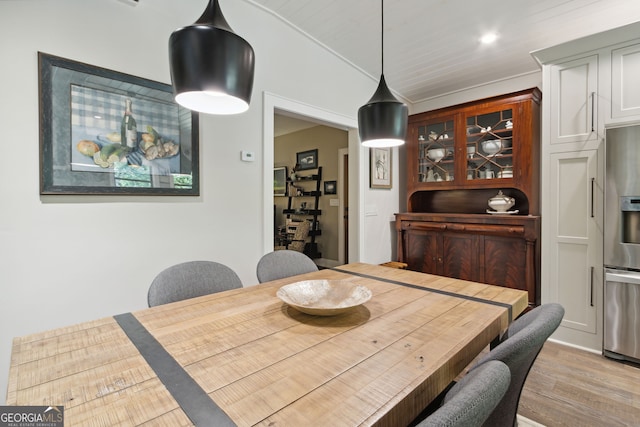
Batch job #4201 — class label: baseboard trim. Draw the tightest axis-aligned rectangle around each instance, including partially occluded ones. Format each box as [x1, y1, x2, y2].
[547, 338, 602, 356]
[518, 414, 546, 427]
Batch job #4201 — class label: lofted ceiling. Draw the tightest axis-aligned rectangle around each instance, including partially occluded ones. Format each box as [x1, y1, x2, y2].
[274, 113, 323, 137]
[252, 0, 640, 105]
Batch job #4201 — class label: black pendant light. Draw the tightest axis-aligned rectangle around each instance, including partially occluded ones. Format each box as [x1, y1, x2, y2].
[169, 0, 255, 115]
[358, 0, 408, 147]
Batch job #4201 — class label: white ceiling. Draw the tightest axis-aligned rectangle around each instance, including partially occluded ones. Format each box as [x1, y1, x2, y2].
[253, 0, 640, 105]
[274, 113, 321, 137]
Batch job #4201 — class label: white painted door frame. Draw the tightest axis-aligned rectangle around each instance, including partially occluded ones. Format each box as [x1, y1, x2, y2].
[337, 147, 348, 264]
[262, 92, 364, 262]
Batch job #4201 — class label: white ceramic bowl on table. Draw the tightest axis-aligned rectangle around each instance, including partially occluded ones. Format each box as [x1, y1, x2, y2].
[277, 279, 372, 316]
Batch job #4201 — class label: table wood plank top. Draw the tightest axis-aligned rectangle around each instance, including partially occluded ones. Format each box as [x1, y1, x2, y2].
[6, 263, 528, 426]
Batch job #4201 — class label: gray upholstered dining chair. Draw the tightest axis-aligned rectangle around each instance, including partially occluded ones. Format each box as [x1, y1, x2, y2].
[147, 260, 242, 307]
[256, 250, 318, 283]
[417, 360, 511, 427]
[467, 303, 565, 427]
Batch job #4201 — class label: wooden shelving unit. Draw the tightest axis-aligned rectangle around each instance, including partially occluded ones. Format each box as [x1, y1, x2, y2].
[283, 166, 322, 258]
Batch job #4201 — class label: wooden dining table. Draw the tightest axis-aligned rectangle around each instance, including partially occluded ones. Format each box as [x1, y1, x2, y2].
[6, 263, 528, 426]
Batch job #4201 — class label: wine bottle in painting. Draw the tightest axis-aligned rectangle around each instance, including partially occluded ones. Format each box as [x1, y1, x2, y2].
[120, 98, 137, 148]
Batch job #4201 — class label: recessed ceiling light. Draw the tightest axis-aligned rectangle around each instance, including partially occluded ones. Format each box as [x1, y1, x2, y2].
[480, 33, 498, 44]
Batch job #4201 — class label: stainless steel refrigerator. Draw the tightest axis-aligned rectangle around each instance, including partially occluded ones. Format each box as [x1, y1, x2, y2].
[604, 125, 640, 364]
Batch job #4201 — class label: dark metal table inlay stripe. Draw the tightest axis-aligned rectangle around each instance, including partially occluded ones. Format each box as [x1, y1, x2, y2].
[114, 312, 236, 427]
[332, 267, 513, 322]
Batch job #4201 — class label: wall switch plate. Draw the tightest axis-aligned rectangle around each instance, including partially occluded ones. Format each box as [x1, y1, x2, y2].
[241, 150, 255, 162]
[329, 198, 339, 207]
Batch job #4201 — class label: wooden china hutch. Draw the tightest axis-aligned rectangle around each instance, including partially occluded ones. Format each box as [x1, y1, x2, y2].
[396, 88, 541, 307]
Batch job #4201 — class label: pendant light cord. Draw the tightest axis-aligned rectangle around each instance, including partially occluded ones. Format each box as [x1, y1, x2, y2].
[381, 0, 384, 75]
[357, 0, 407, 147]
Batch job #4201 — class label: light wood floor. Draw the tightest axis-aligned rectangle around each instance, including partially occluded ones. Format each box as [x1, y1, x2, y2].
[518, 341, 640, 426]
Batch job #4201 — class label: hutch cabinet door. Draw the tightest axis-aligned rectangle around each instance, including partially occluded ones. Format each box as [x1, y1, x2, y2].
[441, 232, 478, 281]
[411, 118, 456, 186]
[404, 228, 439, 274]
[482, 236, 528, 292]
[464, 107, 514, 183]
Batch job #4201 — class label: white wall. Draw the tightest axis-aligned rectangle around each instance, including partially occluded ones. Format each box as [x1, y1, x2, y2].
[362, 146, 403, 264]
[0, 0, 398, 398]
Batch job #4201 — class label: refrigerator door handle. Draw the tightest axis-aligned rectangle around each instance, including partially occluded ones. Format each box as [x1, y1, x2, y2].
[605, 270, 640, 285]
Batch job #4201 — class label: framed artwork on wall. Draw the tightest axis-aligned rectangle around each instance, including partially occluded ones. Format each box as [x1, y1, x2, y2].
[324, 180, 336, 195]
[274, 166, 287, 196]
[38, 52, 199, 195]
[296, 149, 318, 170]
[370, 147, 392, 189]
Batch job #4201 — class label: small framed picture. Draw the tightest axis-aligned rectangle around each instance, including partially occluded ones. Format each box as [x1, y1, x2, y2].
[296, 149, 318, 170]
[324, 180, 336, 195]
[274, 167, 287, 196]
[370, 147, 392, 189]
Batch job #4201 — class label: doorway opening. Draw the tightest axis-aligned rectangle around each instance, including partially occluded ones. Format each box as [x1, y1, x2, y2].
[262, 93, 361, 265]
[273, 112, 347, 267]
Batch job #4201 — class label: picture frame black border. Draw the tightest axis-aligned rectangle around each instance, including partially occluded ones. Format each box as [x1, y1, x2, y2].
[274, 166, 288, 196]
[38, 52, 200, 196]
[324, 180, 337, 195]
[296, 149, 318, 171]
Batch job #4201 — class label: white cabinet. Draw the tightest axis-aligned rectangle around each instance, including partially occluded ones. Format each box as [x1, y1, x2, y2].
[611, 43, 640, 120]
[532, 23, 640, 352]
[550, 55, 599, 147]
[544, 150, 602, 345]
[539, 55, 604, 351]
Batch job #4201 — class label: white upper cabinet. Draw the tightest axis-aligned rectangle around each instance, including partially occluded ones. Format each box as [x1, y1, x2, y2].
[550, 55, 599, 146]
[533, 21, 640, 131]
[611, 42, 640, 120]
